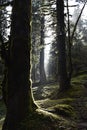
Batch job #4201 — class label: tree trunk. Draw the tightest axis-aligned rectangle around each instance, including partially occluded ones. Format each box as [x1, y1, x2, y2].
[66, 0, 73, 86]
[2, 0, 37, 130]
[40, 15, 46, 84]
[56, 0, 69, 91]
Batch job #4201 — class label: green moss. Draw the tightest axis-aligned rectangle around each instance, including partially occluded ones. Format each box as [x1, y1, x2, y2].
[20, 109, 76, 130]
[36, 98, 74, 109]
[20, 109, 60, 130]
[33, 84, 59, 100]
[36, 99, 60, 108]
[55, 84, 86, 99]
[47, 104, 76, 118]
[72, 74, 87, 84]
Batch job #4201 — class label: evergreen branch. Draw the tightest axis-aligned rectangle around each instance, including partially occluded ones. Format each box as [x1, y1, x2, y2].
[71, 0, 87, 43]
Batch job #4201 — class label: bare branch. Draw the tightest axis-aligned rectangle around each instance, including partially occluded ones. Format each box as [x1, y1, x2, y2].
[65, 4, 79, 7]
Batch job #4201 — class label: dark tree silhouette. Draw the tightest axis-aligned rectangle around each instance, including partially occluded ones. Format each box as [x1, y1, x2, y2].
[2, 0, 37, 130]
[56, 0, 69, 91]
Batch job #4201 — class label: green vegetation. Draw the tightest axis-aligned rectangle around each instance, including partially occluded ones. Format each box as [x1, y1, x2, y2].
[20, 109, 76, 130]
[72, 74, 87, 84]
[0, 0, 87, 129]
[47, 104, 76, 118]
[35, 73, 87, 129]
[0, 73, 87, 129]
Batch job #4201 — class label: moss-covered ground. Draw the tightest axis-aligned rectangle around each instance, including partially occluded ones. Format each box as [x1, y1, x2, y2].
[0, 74, 87, 129]
[35, 74, 87, 129]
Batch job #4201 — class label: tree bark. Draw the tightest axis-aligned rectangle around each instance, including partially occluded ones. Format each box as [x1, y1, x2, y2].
[2, 0, 37, 130]
[56, 0, 69, 91]
[40, 15, 46, 84]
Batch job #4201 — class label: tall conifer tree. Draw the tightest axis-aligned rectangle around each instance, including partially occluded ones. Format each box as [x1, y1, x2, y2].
[2, 0, 37, 130]
[56, 0, 69, 91]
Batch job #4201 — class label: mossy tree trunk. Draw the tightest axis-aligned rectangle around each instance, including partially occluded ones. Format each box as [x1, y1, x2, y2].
[2, 0, 37, 130]
[56, 0, 69, 91]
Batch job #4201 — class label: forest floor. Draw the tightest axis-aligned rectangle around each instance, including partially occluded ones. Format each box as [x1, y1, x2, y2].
[33, 74, 87, 130]
[0, 74, 87, 129]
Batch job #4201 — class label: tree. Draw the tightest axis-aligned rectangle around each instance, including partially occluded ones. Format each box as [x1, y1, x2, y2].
[0, 0, 12, 106]
[56, 0, 69, 91]
[40, 11, 46, 84]
[66, 0, 87, 84]
[32, 0, 46, 84]
[2, 0, 37, 130]
[32, 0, 41, 83]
